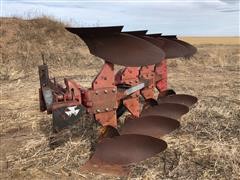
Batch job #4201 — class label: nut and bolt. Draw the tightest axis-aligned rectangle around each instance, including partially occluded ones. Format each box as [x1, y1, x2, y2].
[96, 109, 101, 113]
[104, 90, 108, 94]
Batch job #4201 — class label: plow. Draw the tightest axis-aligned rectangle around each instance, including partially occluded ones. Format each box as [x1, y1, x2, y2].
[38, 26, 198, 176]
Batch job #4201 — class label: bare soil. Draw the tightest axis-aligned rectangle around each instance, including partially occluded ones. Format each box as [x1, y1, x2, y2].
[0, 18, 239, 180]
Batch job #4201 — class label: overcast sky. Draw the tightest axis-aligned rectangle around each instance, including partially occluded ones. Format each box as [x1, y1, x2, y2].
[1, 0, 239, 36]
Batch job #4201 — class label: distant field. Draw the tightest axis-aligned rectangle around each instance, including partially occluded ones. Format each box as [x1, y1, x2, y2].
[180, 36, 240, 45]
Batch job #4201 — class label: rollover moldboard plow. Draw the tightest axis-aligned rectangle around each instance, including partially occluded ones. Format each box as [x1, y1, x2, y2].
[38, 26, 198, 176]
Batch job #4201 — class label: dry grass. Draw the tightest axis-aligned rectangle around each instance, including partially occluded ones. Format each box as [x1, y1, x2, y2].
[0, 18, 240, 179]
[0, 17, 103, 81]
[180, 37, 240, 45]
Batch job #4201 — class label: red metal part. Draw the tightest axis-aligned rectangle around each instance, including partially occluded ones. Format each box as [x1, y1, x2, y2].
[115, 67, 141, 117]
[155, 60, 168, 92]
[115, 67, 139, 86]
[54, 79, 82, 103]
[139, 65, 155, 99]
[123, 97, 140, 117]
[83, 62, 118, 127]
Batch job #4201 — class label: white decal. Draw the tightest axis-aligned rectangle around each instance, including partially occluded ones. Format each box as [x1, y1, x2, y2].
[65, 106, 80, 117]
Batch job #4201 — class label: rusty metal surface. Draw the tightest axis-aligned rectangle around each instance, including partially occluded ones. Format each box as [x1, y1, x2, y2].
[158, 94, 198, 108]
[123, 97, 141, 117]
[144, 36, 189, 58]
[172, 39, 197, 57]
[121, 116, 180, 138]
[89, 134, 167, 165]
[141, 103, 189, 120]
[99, 125, 120, 139]
[155, 60, 168, 92]
[145, 34, 196, 58]
[84, 87, 117, 114]
[66, 26, 123, 37]
[123, 30, 148, 36]
[161, 35, 177, 39]
[139, 65, 155, 99]
[147, 33, 162, 37]
[143, 98, 159, 110]
[158, 89, 176, 97]
[159, 35, 197, 57]
[86, 62, 118, 127]
[69, 31, 166, 66]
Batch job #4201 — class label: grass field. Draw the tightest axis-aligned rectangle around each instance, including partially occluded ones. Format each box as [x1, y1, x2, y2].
[0, 18, 240, 179]
[180, 36, 240, 45]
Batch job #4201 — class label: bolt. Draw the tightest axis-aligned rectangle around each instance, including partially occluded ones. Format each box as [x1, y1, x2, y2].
[135, 80, 138, 83]
[96, 109, 101, 113]
[105, 108, 109, 111]
[95, 91, 98, 95]
[112, 89, 116, 93]
[104, 90, 108, 94]
[129, 81, 133, 84]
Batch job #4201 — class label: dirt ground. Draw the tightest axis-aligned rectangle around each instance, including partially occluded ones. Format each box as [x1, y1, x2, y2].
[0, 18, 240, 180]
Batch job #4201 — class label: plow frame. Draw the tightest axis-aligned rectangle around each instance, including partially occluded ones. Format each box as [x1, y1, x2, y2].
[38, 59, 168, 130]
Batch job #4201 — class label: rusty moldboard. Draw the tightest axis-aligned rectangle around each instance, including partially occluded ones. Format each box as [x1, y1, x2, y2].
[123, 30, 148, 36]
[141, 103, 189, 120]
[158, 94, 198, 108]
[144, 36, 190, 58]
[77, 33, 166, 66]
[87, 134, 167, 165]
[121, 115, 180, 138]
[66, 26, 124, 37]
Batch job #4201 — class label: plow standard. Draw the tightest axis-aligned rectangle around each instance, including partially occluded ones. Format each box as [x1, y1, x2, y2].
[38, 26, 198, 176]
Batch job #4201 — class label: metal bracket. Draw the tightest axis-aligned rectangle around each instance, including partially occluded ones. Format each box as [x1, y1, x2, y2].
[139, 65, 155, 99]
[86, 62, 118, 127]
[155, 60, 168, 92]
